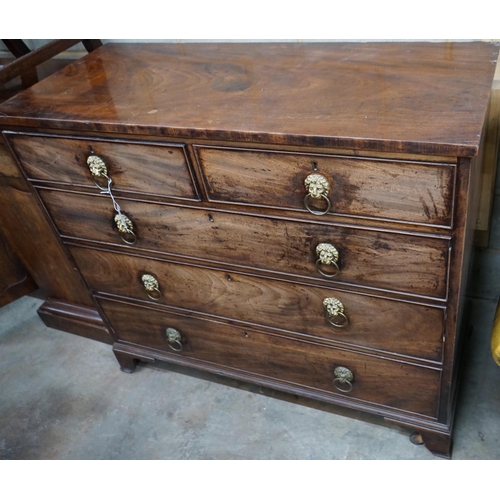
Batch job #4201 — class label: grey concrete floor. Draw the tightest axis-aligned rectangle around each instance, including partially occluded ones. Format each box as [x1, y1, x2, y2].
[2, 185, 500, 460]
[0, 293, 499, 460]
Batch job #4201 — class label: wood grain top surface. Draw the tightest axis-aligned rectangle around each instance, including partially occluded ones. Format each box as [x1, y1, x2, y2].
[0, 42, 498, 156]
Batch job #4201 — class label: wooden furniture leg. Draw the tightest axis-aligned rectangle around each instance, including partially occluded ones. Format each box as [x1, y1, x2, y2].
[113, 349, 139, 374]
[112, 345, 157, 374]
[386, 418, 453, 459]
[410, 430, 453, 459]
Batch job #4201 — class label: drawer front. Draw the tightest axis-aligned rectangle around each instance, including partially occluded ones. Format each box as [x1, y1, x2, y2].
[99, 297, 441, 417]
[196, 146, 455, 227]
[72, 246, 445, 361]
[7, 134, 198, 200]
[41, 189, 449, 298]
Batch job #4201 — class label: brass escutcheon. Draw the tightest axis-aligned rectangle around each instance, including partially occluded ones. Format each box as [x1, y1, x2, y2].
[87, 155, 110, 189]
[323, 297, 349, 328]
[304, 173, 331, 215]
[333, 366, 354, 393]
[166, 327, 183, 352]
[315, 243, 340, 278]
[114, 213, 137, 245]
[141, 274, 162, 301]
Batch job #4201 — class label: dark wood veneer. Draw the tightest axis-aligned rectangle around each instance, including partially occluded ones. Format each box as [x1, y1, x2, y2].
[38, 188, 451, 299]
[100, 296, 441, 418]
[0, 43, 497, 156]
[195, 146, 456, 227]
[0, 231, 37, 307]
[69, 245, 446, 362]
[0, 141, 98, 309]
[0, 42, 495, 458]
[6, 132, 200, 201]
[38, 299, 110, 344]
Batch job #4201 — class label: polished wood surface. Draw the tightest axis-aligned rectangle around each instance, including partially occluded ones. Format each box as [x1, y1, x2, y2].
[70, 245, 445, 362]
[0, 47, 110, 338]
[1, 42, 496, 458]
[0, 42, 497, 156]
[8, 133, 198, 200]
[100, 296, 441, 417]
[196, 146, 455, 227]
[0, 141, 110, 337]
[0, 143, 94, 307]
[39, 189, 450, 298]
[0, 231, 36, 307]
[38, 299, 111, 344]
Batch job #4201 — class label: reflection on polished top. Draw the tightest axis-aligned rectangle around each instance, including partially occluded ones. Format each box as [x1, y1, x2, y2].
[0, 42, 497, 156]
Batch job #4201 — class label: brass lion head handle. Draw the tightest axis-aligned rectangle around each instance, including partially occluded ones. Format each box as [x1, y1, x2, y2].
[87, 155, 111, 189]
[141, 274, 162, 301]
[89, 152, 137, 246]
[114, 213, 137, 245]
[315, 243, 340, 278]
[323, 297, 349, 328]
[304, 173, 331, 215]
[333, 366, 354, 393]
[166, 327, 183, 352]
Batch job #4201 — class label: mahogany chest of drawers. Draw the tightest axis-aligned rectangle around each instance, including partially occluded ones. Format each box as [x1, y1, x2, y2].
[0, 42, 497, 458]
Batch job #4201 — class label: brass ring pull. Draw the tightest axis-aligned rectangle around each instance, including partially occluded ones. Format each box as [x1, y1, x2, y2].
[166, 327, 183, 352]
[304, 193, 331, 216]
[315, 243, 340, 278]
[304, 173, 331, 216]
[168, 339, 183, 352]
[141, 274, 162, 301]
[333, 366, 354, 393]
[119, 232, 137, 245]
[87, 155, 111, 189]
[114, 213, 137, 245]
[323, 297, 349, 328]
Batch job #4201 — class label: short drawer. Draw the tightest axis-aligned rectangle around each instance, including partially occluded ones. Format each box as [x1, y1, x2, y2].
[195, 146, 455, 227]
[98, 297, 441, 417]
[6, 133, 199, 200]
[41, 189, 450, 299]
[72, 245, 445, 362]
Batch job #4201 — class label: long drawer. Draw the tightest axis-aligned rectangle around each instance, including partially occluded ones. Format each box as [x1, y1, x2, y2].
[71, 245, 445, 362]
[40, 189, 450, 299]
[98, 296, 441, 417]
[6, 133, 199, 200]
[195, 146, 455, 227]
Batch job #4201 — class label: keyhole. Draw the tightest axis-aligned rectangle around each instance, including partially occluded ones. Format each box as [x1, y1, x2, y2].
[226, 274, 232, 282]
[208, 214, 214, 222]
[311, 161, 318, 171]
